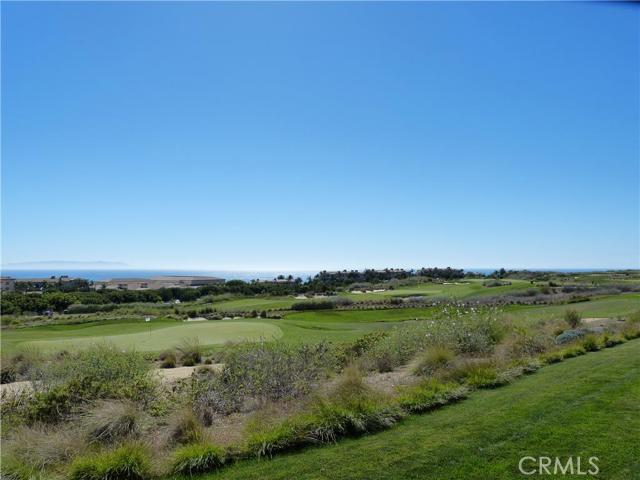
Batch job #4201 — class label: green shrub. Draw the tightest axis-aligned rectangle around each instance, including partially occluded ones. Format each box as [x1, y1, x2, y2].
[582, 335, 599, 352]
[26, 344, 155, 423]
[171, 443, 225, 476]
[603, 335, 626, 348]
[541, 351, 564, 364]
[291, 300, 335, 311]
[1, 347, 43, 384]
[158, 351, 176, 369]
[360, 308, 503, 372]
[68, 443, 150, 480]
[167, 408, 203, 446]
[245, 368, 404, 457]
[397, 379, 468, 413]
[335, 331, 389, 366]
[564, 309, 582, 329]
[508, 329, 551, 358]
[245, 415, 310, 458]
[441, 360, 506, 389]
[413, 346, 455, 376]
[177, 339, 203, 366]
[561, 345, 587, 358]
[1, 362, 17, 384]
[0, 454, 38, 480]
[625, 310, 640, 323]
[622, 323, 640, 340]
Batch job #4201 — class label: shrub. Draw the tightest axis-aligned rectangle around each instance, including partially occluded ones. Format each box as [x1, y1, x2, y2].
[1, 347, 43, 383]
[622, 322, 640, 340]
[581, 335, 599, 352]
[194, 341, 335, 419]
[335, 331, 389, 366]
[177, 339, 203, 366]
[245, 367, 404, 457]
[167, 408, 204, 446]
[507, 329, 551, 358]
[25, 344, 155, 423]
[413, 346, 454, 376]
[291, 300, 335, 311]
[83, 400, 141, 445]
[441, 359, 506, 389]
[541, 351, 564, 364]
[159, 351, 177, 369]
[68, 443, 150, 480]
[244, 415, 310, 458]
[453, 312, 505, 355]
[561, 345, 586, 358]
[1, 361, 17, 384]
[397, 379, 468, 413]
[603, 335, 626, 348]
[171, 443, 225, 476]
[1, 424, 84, 478]
[360, 308, 503, 372]
[564, 309, 582, 329]
[555, 329, 586, 345]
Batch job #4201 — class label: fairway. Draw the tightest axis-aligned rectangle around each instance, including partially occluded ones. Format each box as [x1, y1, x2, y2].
[197, 340, 640, 480]
[3, 320, 282, 353]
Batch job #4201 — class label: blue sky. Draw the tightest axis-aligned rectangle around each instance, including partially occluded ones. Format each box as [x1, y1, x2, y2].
[1, 2, 638, 271]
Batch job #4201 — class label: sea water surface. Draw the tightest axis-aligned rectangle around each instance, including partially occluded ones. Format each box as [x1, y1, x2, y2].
[0, 270, 319, 282]
[0, 268, 615, 282]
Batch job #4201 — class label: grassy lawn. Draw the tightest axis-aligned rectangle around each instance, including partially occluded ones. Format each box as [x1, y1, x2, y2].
[3, 294, 638, 353]
[194, 340, 640, 480]
[0, 318, 282, 353]
[502, 293, 640, 326]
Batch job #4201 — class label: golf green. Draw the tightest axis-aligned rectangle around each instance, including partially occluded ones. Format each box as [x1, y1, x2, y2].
[13, 321, 283, 353]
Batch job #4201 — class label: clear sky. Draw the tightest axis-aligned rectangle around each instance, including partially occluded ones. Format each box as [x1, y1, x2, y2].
[1, 2, 638, 271]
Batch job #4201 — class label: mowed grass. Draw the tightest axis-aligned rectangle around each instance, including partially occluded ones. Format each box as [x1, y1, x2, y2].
[341, 278, 532, 300]
[193, 340, 640, 480]
[3, 294, 638, 353]
[1, 319, 282, 353]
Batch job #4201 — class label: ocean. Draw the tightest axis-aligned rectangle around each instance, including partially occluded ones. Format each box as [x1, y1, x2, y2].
[0, 268, 617, 281]
[0, 270, 319, 282]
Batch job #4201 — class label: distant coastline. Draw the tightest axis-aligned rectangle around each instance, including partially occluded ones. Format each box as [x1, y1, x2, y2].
[0, 269, 320, 282]
[0, 268, 626, 282]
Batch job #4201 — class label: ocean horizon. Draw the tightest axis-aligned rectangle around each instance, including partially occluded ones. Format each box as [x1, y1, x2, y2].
[0, 267, 625, 282]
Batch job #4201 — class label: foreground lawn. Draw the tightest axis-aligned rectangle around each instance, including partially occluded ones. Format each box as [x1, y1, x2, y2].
[198, 340, 640, 480]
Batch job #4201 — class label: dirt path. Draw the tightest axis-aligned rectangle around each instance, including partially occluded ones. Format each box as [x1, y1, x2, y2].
[0, 364, 224, 397]
[156, 364, 223, 382]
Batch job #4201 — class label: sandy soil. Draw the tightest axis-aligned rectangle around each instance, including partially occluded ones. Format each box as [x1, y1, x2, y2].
[0, 364, 225, 398]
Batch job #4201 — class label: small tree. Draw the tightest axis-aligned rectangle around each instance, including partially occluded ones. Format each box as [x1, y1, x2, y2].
[564, 309, 582, 329]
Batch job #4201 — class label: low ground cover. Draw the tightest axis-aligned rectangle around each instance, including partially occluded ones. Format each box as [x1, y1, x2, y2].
[2, 305, 638, 480]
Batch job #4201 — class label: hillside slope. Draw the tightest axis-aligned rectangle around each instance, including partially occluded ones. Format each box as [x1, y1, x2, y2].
[200, 340, 640, 479]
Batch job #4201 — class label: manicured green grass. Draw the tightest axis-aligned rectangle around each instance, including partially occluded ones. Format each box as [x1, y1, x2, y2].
[211, 297, 298, 312]
[192, 340, 640, 480]
[3, 294, 638, 353]
[341, 278, 533, 300]
[502, 293, 640, 326]
[1, 319, 282, 353]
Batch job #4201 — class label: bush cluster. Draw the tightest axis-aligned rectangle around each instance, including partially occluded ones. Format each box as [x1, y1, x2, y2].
[68, 443, 150, 480]
[193, 341, 335, 421]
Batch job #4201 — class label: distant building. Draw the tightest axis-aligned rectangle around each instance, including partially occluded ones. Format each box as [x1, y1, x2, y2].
[18, 275, 78, 288]
[94, 275, 224, 291]
[94, 278, 151, 291]
[0, 276, 16, 292]
[149, 275, 225, 288]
